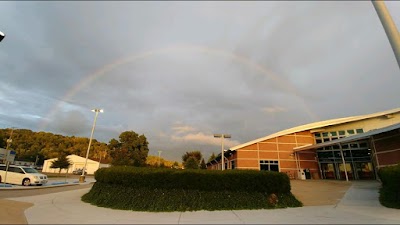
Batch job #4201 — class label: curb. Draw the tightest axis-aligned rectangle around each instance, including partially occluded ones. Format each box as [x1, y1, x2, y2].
[0, 182, 95, 190]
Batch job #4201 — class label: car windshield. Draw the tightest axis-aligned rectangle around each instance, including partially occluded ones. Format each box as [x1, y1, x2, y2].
[22, 167, 39, 173]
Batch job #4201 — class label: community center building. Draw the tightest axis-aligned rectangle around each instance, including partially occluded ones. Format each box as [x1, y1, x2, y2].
[207, 108, 400, 180]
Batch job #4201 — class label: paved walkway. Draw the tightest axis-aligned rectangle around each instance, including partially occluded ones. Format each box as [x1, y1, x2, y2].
[290, 180, 351, 206]
[6, 180, 400, 224]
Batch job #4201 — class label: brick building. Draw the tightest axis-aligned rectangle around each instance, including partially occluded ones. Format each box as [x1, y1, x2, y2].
[207, 108, 400, 180]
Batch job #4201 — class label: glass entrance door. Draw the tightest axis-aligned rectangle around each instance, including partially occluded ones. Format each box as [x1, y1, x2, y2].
[354, 162, 374, 180]
[321, 163, 336, 179]
[338, 163, 354, 180]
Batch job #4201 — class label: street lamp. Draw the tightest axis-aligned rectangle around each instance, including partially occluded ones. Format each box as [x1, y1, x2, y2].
[213, 134, 231, 171]
[0, 31, 5, 42]
[79, 108, 103, 183]
[158, 150, 162, 167]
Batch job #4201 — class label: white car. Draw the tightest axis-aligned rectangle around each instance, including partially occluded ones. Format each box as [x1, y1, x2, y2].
[0, 164, 48, 186]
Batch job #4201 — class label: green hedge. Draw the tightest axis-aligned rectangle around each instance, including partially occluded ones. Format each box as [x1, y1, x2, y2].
[94, 166, 291, 193]
[82, 167, 302, 211]
[378, 164, 400, 209]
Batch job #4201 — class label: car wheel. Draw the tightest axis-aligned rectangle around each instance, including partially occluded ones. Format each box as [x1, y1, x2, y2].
[22, 178, 31, 186]
[37, 184, 43, 186]
[0, 175, 2, 183]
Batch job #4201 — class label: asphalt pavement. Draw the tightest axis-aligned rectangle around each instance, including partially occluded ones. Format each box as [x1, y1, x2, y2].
[0, 177, 95, 190]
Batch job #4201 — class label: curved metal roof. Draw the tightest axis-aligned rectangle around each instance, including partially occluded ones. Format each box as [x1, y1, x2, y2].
[230, 107, 400, 150]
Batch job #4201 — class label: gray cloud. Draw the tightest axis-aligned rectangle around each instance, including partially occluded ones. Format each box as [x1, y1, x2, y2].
[50, 110, 90, 136]
[1, 1, 400, 161]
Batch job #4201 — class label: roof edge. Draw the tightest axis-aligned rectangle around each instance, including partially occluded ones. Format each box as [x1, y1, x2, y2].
[230, 107, 400, 150]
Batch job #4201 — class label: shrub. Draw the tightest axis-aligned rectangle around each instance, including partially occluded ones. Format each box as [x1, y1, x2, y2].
[94, 166, 291, 193]
[82, 166, 302, 211]
[378, 164, 400, 209]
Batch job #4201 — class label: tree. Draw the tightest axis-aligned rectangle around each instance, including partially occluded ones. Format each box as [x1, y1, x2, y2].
[0, 133, 6, 148]
[208, 152, 217, 163]
[50, 154, 72, 175]
[0, 128, 113, 163]
[182, 151, 202, 163]
[109, 131, 149, 166]
[145, 155, 176, 168]
[184, 157, 199, 169]
[109, 148, 131, 166]
[182, 151, 203, 169]
[200, 158, 207, 169]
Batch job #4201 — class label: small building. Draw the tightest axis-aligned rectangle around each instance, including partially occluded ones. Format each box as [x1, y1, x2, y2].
[207, 108, 400, 181]
[42, 154, 110, 175]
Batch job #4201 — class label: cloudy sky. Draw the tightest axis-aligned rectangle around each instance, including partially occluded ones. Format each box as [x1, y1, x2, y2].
[1, 1, 400, 161]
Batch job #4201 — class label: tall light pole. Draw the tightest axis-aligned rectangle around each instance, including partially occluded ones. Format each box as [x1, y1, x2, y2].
[79, 108, 103, 183]
[213, 134, 231, 170]
[158, 150, 162, 167]
[372, 0, 400, 69]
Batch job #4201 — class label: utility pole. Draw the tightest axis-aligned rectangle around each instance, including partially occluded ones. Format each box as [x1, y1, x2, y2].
[4, 127, 15, 183]
[34, 155, 39, 167]
[5, 128, 14, 151]
[158, 151, 162, 167]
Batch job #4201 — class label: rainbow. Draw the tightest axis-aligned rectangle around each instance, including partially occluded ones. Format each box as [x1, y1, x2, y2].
[39, 44, 318, 131]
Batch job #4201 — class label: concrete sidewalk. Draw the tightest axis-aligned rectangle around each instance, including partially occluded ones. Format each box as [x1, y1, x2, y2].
[7, 181, 400, 224]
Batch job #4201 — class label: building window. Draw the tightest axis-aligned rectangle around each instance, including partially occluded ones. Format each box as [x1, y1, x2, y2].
[343, 150, 351, 158]
[356, 129, 364, 134]
[347, 130, 355, 135]
[351, 149, 371, 160]
[231, 161, 236, 170]
[359, 142, 368, 148]
[317, 151, 334, 159]
[350, 143, 358, 149]
[330, 131, 337, 137]
[260, 160, 279, 172]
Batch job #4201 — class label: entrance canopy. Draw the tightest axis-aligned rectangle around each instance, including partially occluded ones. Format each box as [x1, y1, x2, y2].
[293, 123, 400, 152]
